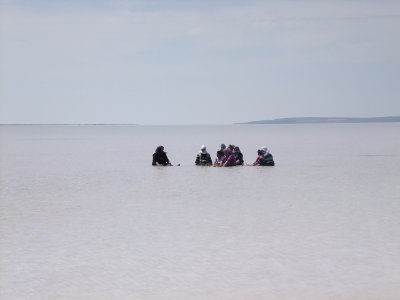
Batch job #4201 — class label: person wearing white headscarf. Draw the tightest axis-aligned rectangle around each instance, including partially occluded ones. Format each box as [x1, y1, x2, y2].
[260, 146, 270, 154]
[247, 146, 275, 166]
[195, 145, 212, 166]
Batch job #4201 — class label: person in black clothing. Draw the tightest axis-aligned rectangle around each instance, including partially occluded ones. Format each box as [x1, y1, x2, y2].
[152, 145, 172, 166]
[217, 144, 226, 156]
[233, 146, 244, 165]
[248, 146, 275, 166]
[195, 145, 213, 166]
[214, 144, 226, 167]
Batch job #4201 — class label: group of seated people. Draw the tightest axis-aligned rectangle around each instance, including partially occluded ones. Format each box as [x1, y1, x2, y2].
[152, 144, 275, 167]
[197, 144, 243, 167]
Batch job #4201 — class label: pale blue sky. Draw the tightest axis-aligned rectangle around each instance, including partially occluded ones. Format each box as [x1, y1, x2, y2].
[1, 0, 399, 124]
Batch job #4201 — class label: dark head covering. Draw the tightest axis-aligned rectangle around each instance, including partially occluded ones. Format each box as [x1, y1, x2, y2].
[156, 145, 164, 153]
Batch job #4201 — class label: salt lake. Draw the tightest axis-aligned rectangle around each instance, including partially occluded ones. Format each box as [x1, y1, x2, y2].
[0, 123, 399, 299]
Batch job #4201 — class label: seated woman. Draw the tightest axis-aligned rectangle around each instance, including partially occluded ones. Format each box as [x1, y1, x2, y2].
[214, 151, 224, 167]
[195, 145, 213, 166]
[214, 144, 226, 166]
[248, 146, 275, 166]
[233, 146, 244, 165]
[220, 149, 236, 167]
[152, 145, 172, 166]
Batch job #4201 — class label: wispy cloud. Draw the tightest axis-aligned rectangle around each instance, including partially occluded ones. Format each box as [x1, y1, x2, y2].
[2, 0, 399, 62]
[1, 0, 399, 124]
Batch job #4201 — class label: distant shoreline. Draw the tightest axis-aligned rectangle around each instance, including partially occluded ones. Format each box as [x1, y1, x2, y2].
[0, 124, 139, 126]
[237, 116, 400, 124]
[1, 116, 400, 126]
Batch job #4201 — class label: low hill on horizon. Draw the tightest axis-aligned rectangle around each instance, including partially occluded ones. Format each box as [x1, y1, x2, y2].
[238, 116, 400, 125]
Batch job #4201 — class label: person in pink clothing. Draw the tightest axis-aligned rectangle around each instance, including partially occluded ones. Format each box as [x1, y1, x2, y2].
[221, 149, 236, 167]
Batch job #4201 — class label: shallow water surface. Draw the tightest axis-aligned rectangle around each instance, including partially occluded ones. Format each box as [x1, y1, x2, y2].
[0, 124, 400, 299]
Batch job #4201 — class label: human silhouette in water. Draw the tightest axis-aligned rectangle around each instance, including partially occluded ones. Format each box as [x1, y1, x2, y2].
[248, 146, 275, 166]
[152, 146, 172, 166]
[195, 145, 213, 166]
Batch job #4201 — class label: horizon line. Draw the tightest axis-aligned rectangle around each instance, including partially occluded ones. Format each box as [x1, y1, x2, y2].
[1, 116, 400, 126]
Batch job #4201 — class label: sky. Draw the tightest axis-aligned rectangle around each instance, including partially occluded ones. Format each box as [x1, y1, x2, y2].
[0, 0, 399, 125]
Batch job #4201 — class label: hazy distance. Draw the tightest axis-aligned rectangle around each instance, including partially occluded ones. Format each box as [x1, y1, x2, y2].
[1, 0, 399, 125]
